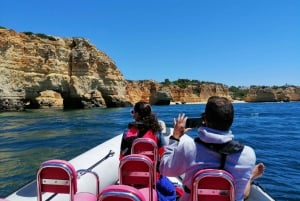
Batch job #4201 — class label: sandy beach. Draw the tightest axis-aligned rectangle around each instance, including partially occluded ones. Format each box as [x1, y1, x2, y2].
[170, 100, 246, 105]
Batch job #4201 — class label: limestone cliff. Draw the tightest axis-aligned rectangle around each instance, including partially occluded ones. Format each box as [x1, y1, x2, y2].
[3, 28, 280, 112]
[125, 80, 232, 104]
[168, 83, 231, 103]
[245, 86, 300, 102]
[0, 28, 130, 111]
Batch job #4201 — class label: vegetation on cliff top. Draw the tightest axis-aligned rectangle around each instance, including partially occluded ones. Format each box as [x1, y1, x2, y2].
[160, 79, 248, 100]
[22, 31, 57, 41]
[160, 79, 223, 88]
[160, 79, 299, 100]
[228, 86, 249, 100]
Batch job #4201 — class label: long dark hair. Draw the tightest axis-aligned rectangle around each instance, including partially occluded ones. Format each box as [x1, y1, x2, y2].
[133, 101, 162, 134]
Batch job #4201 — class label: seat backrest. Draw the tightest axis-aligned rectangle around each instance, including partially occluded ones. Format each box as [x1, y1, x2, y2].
[131, 138, 158, 164]
[131, 138, 158, 188]
[37, 159, 100, 201]
[37, 159, 77, 201]
[192, 169, 235, 201]
[119, 154, 156, 201]
[99, 185, 146, 201]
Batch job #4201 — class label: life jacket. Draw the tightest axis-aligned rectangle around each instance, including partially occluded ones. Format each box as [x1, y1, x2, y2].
[183, 137, 245, 194]
[120, 125, 165, 160]
[120, 124, 176, 201]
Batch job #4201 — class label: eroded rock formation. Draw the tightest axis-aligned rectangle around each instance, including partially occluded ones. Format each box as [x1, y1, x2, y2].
[0, 29, 130, 111]
[245, 86, 300, 102]
[125, 80, 232, 104]
[2, 28, 298, 112]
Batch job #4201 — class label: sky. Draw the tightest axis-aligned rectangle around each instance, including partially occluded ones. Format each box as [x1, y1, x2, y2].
[1, 0, 300, 87]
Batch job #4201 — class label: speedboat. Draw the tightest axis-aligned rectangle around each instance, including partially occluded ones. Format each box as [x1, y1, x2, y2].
[4, 122, 275, 201]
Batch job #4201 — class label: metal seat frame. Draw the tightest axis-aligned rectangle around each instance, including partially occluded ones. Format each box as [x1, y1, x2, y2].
[36, 159, 99, 201]
[119, 154, 157, 201]
[192, 169, 235, 201]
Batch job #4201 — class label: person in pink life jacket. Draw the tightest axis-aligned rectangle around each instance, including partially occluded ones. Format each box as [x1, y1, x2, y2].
[119, 101, 176, 201]
[119, 101, 165, 159]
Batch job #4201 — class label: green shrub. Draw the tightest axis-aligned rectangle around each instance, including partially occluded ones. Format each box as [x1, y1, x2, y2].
[22, 32, 57, 41]
[229, 86, 249, 99]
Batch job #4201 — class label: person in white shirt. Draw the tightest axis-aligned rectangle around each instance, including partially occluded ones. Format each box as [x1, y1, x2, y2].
[159, 96, 264, 201]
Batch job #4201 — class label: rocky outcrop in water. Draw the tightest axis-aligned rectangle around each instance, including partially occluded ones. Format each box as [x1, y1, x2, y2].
[149, 91, 172, 105]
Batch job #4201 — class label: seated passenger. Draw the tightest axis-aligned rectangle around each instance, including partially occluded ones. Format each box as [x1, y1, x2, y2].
[159, 96, 264, 201]
[120, 101, 176, 201]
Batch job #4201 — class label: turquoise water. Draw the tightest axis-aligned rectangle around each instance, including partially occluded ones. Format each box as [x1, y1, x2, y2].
[1, 102, 300, 200]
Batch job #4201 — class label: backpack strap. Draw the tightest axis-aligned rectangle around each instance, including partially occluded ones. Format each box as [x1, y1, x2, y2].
[120, 131, 138, 156]
[194, 137, 244, 169]
[220, 154, 227, 170]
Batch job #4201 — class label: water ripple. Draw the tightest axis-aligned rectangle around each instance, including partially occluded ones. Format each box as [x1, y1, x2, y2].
[1, 103, 300, 200]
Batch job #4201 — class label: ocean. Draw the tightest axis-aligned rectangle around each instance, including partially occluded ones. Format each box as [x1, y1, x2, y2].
[0, 102, 300, 200]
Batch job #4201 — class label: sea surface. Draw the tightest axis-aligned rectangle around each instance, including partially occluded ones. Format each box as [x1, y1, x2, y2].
[1, 102, 300, 200]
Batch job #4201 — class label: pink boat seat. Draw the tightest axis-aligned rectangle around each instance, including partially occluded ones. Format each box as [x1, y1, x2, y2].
[119, 154, 157, 201]
[99, 184, 147, 201]
[191, 169, 235, 201]
[131, 138, 158, 163]
[36, 159, 99, 201]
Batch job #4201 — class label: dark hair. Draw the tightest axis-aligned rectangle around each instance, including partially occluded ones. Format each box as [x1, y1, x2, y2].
[134, 101, 152, 118]
[133, 101, 162, 133]
[204, 96, 234, 131]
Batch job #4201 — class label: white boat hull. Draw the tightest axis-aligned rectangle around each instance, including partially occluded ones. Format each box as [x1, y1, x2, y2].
[247, 183, 275, 201]
[5, 126, 275, 201]
[6, 134, 122, 201]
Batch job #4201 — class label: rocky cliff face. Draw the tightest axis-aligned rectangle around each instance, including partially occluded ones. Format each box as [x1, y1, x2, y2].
[245, 86, 300, 102]
[168, 83, 231, 103]
[0, 29, 130, 111]
[125, 80, 232, 104]
[5, 28, 298, 112]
